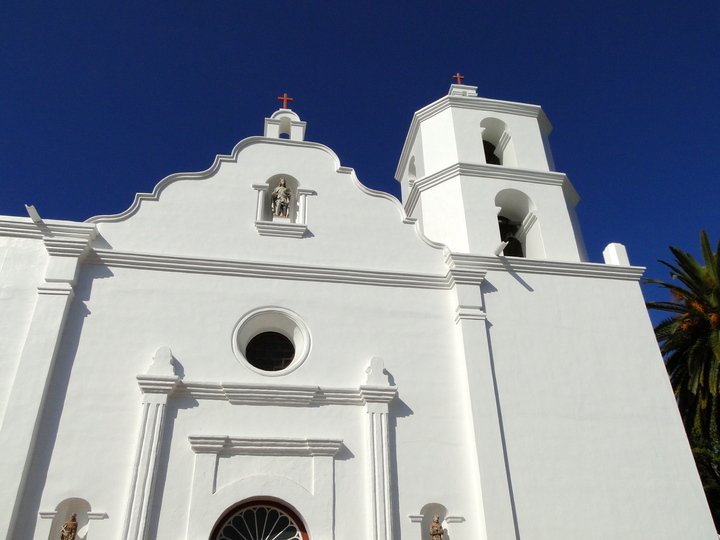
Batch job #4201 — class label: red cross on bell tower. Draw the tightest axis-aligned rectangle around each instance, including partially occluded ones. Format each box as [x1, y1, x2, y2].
[453, 73, 465, 85]
[277, 93, 294, 109]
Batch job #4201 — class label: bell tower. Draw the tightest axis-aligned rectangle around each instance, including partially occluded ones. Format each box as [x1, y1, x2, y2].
[396, 83, 587, 261]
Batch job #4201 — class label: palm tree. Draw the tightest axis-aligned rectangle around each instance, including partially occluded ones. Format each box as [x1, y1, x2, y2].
[645, 231, 720, 441]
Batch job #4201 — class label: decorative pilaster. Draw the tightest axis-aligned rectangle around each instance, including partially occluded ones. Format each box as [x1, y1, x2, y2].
[0, 226, 96, 540]
[360, 358, 397, 540]
[296, 188, 316, 225]
[121, 347, 179, 540]
[252, 184, 268, 221]
[446, 253, 518, 539]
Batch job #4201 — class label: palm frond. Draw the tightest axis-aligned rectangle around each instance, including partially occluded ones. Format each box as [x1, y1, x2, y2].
[645, 230, 720, 443]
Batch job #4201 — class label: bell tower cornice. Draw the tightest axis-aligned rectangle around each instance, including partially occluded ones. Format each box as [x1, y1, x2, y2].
[395, 88, 552, 182]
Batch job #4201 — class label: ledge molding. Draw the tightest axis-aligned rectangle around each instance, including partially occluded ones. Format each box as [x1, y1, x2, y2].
[172, 380, 387, 407]
[188, 435, 343, 456]
[254, 220, 308, 238]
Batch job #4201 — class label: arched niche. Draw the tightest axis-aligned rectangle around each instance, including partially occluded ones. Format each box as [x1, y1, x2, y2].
[264, 174, 300, 223]
[495, 188, 545, 259]
[278, 116, 292, 138]
[480, 118, 517, 167]
[210, 498, 309, 540]
[47, 498, 92, 540]
[408, 156, 417, 186]
[418, 503, 448, 540]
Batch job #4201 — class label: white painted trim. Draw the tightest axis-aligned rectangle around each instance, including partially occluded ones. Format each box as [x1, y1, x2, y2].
[188, 436, 343, 456]
[455, 306, 487, 323]
[450, 252, 646, 281]
[40, 511, 108, 520]
[86, 247, 644, 285]
[121, 395, 173, 540]
[86, 249, 452, 289]
[169, 380, 368, 407]
[254, 220, 308, 238]
[0, 217, 96, 240]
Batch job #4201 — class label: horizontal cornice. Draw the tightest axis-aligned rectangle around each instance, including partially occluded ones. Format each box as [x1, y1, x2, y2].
[449, 252, 646, 281]
[0, 217, 96, 241]
[404, 163, 579, 216]
[86, 247, 644, 286]
[86, 249, 452, 289]
[188, 435, 343, 456]
[172, 380, 386, 407]
[85, 249, 645, 289]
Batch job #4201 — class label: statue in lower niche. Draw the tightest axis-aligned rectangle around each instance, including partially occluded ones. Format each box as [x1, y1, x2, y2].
[271, 178, 291, 217]
[429, 515, 443, 540]
[60, 513, 78, 540]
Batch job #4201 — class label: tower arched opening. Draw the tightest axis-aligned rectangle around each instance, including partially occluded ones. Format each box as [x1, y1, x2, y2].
[480, 117, 517, 167]
[495, 189, 545, 258]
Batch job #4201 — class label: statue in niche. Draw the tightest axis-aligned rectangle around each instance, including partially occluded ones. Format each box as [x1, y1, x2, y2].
[271, 178, 292, 217]
[429, 515, 443, 540]
[60, 513, 78, 540]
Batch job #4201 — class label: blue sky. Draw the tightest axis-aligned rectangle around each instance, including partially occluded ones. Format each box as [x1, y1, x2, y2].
[1, 1, 718, 314]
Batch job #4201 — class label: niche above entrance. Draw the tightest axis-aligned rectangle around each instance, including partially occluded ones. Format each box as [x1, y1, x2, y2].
[252, 174, 316, 238]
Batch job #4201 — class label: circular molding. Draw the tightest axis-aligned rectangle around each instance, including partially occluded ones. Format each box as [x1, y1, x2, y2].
[232, 307, 311, 376]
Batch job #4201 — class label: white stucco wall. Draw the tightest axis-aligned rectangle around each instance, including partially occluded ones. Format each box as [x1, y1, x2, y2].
[0, 95, 715, 540]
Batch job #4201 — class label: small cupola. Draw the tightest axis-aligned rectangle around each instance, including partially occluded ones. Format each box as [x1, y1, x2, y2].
[264, 94, 306, 141]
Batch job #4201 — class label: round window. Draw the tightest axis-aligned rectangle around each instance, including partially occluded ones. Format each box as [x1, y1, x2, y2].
[245, 332, 295, 371]
[232, 308, 311, 376]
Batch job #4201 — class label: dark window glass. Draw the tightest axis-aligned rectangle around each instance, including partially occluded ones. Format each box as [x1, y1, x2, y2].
[484, 140, 501, 165]
[245, 332, 295, 371]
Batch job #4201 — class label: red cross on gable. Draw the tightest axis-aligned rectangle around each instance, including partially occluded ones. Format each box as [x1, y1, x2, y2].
[277, 93, 294, 109]
[453, 73, 465, 84]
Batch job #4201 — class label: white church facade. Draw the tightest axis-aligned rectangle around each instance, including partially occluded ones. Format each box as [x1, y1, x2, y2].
[0, 84, 715, 539]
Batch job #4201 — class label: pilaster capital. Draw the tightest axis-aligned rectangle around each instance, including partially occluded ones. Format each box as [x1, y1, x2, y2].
[188, 435, 228, 454]
[359, 386, 398, 405]
[455, 305, 487, 323]
[445, 253, 487, 286]
[41, 228, 97, 285]
[43, 236, 94, 258]
[136, 375, 180, 396]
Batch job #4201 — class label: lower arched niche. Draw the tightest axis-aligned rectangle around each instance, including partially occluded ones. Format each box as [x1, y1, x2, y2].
[418, 503, 448, 540]
[209, 498, 309, 540]
[47, 498, 91, 540]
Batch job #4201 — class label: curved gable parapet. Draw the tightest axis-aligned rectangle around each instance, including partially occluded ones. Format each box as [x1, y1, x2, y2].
[343, 167, 447, 253]
[85, 135, 447, 258]
[86, 137, 345, 224]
